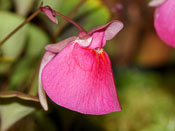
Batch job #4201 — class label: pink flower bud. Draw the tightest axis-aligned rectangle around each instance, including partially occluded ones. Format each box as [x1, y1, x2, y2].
[40, 5, 58, 24]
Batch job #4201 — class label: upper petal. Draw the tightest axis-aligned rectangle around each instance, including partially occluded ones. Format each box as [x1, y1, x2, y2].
[45, 36, 77, 53]
[77, 20, 123, 49]
[88, 20, 124, 40]
[41, 43, 121, 115]
[88, 31, 106, 49]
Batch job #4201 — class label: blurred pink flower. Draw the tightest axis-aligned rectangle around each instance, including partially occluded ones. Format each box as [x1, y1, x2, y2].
[112, 3, 123, 13]
[38, 5, 124, 115]
[150, 0, 175, 47]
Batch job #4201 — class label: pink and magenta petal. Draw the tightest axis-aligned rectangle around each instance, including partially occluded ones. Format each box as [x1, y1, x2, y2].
[41, 43, 121, 115]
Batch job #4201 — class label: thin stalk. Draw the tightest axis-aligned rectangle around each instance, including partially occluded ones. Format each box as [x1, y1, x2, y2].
[0, 8, 41, 46]
[55, 11, 87, 33]
[52, 0, 87, 42]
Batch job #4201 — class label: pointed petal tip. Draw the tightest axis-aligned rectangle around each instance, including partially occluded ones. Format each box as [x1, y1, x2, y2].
[38, 86, 48, 111]
[105, 20, 124, 40]
[42, 102, 49, 111]
[88, 20, 124, 41]
[39, 94, 48, 111]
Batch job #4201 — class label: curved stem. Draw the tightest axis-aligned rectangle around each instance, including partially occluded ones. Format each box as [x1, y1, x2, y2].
[0, 5, 87, 46]
[0, 8, 41, 46]
[55, 11, 87, 33]
[51, 0, 87, 42]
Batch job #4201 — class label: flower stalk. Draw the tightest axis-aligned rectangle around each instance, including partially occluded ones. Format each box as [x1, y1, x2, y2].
[0, 8, 41, 46]
[55, 11, 87, 33]
[56, 12, 87, 33]
[0, 4, 87, 46]
[52, 0, 87, 41]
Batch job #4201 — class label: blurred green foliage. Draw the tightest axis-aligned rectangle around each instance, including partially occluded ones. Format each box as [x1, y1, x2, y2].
[0, 11, 28, 60]
[0, 98, 37, 131]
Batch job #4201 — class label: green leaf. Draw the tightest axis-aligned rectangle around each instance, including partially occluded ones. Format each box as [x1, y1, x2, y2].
[0, 56, 13, 74]
[9, 25, 49, 89]
[55, 0, 110, 29]
[0, 11, 28, 60]
[9, 57, 33, 89]
[26, 24, 49, 58]
[58, 0, 81, 15]
[0, 98, 38, 131]
[0, 0, 12, 10]
[38, 0, 64, 11]
[74, 0, 110, 31]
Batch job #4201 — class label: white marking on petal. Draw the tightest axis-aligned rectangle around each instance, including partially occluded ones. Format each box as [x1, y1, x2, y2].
[148, 0, 166, 7]
[75, 37, 92, 47]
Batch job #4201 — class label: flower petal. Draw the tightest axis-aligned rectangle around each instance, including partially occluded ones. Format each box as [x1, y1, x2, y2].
[41, 6, 58, 24]
[38, 51, 56, 111]
[154, 0, 175, 47]
[148, 0, 166, 7]
[88, 20, 124, 40]
[42, 43, 121, 115]
[45, 36, 77, 53]
[88, 31, 106, 49]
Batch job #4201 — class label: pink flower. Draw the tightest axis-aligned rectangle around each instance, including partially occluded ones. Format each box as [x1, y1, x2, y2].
[38, 5, 124, 115]
[149, 0, 175, 47]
